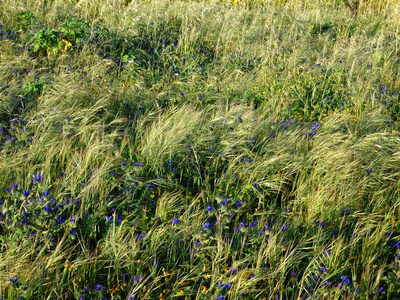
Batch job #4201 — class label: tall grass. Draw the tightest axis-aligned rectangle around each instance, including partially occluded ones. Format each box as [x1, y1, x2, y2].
[1, 0, 400, 299]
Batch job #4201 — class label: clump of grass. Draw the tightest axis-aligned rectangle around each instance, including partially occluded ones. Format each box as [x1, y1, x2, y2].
[1, 0, 400, 299]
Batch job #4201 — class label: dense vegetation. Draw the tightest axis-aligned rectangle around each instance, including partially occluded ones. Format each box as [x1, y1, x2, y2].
[1, 0, 400, 299]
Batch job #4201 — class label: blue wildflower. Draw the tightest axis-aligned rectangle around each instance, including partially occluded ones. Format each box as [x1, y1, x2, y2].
[341, 275, 350, 285]
[32, 171, 43, 182]
[203, 222, 211, 229]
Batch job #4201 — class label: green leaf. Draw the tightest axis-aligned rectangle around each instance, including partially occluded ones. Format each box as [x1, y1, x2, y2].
[122, 55, 129, 63]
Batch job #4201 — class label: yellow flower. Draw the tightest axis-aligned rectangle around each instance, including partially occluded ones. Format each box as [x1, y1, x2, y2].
[201, 286, 207, 294]
[61, 39, 72, 52]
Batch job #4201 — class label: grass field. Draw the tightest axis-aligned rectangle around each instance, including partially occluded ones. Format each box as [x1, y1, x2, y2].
[1, 0, 400, 299]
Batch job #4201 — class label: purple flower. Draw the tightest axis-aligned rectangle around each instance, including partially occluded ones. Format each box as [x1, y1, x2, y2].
[172, 218, 180, 225]
[32, 171, 43, 182]
[376, 287, 384, 296]
[341, 275, 350, 285]
[9, 276, 18, 283]
[223, 282, 231, 289]
[203, 222, 211, 229]
[235, 201, 243, 207]
[281, 224, 288, 231]
[94, 284, 104, 291]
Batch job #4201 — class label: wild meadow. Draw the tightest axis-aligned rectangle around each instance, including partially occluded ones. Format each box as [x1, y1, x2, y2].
[1, 0, 400, 299]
